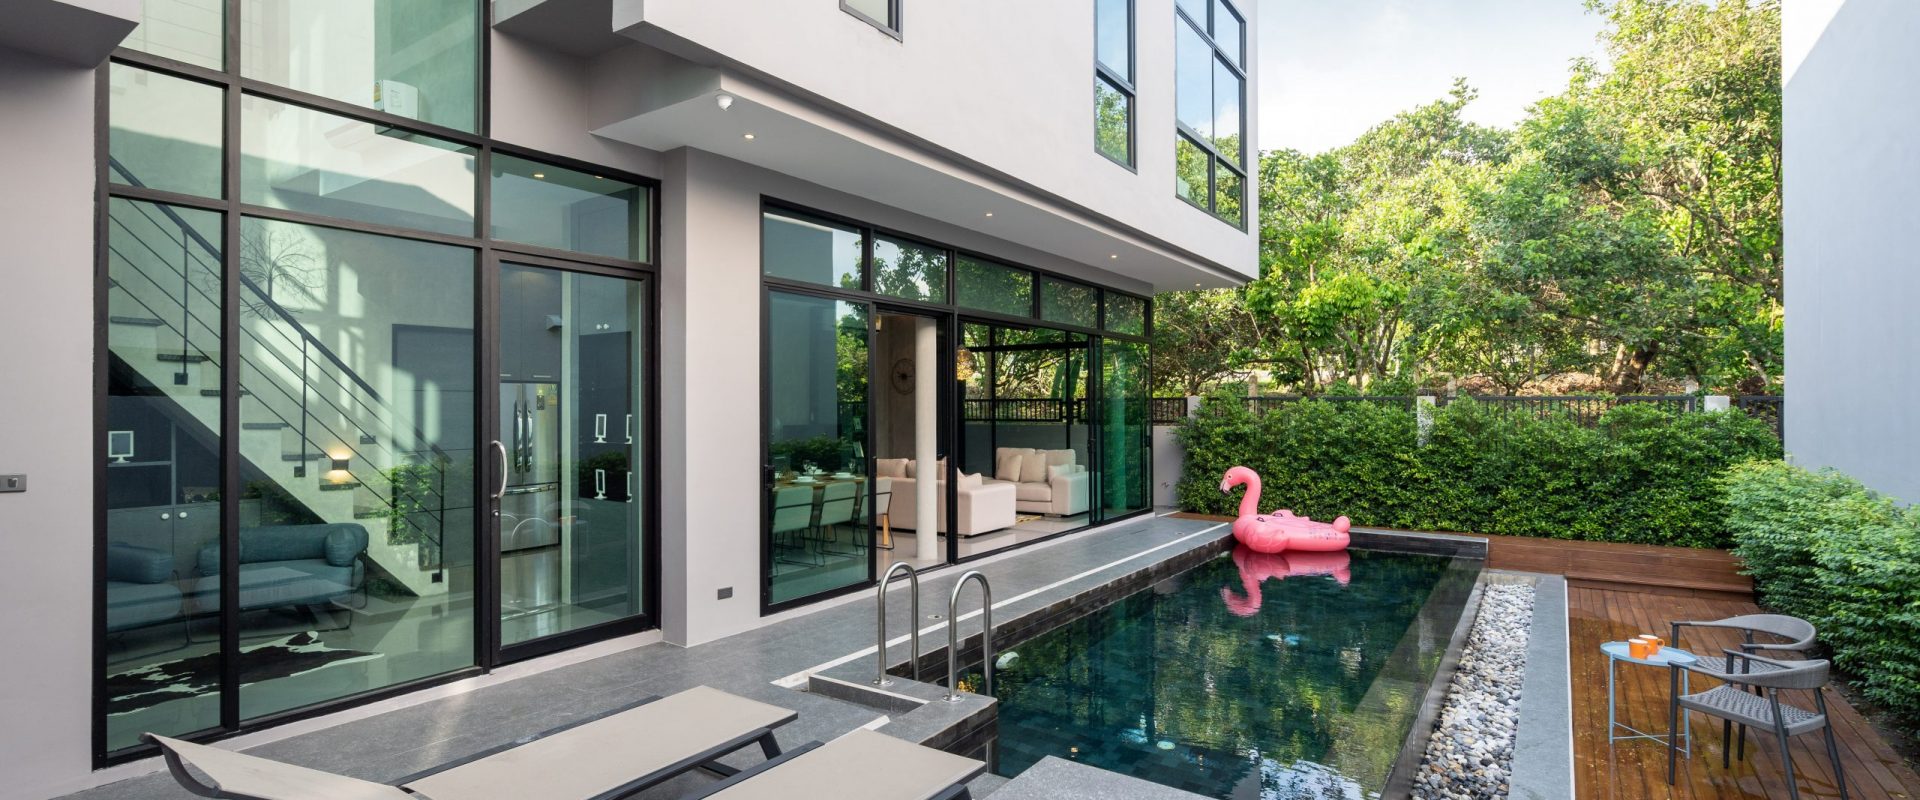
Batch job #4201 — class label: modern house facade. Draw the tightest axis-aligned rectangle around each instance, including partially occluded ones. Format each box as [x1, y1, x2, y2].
[1782, 0, 1918, 504]
[0, 1, 1259, 796]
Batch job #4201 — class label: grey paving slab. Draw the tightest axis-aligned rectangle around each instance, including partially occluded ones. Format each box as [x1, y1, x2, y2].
[986, 757, 1212, 800]
[1508, 574, 1574, 800]
[63, 515, 1227, 800]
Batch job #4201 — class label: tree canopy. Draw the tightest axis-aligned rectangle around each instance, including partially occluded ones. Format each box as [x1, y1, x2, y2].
[1153, 0, 1781, 396]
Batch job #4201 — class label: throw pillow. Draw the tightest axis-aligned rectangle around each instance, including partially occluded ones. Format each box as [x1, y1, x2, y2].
[996, 452, 1023, 482]
[1020, 452, 1050, 483]
[957, 472, 983, 490]
[875, 458, 909, 478]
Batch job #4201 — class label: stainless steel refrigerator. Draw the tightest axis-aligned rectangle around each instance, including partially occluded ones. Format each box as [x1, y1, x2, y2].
[499, 382, 561, 616]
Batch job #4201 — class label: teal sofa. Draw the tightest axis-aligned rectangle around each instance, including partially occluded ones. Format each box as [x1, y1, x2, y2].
[192, 523, 368, 615]
[105, 542, 184, 632]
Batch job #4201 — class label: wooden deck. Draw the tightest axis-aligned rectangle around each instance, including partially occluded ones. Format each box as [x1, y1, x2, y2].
[1571, 585, 1920, 799]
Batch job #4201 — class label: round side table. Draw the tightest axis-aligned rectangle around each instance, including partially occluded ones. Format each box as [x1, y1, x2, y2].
[1601, 641, 1697, 753]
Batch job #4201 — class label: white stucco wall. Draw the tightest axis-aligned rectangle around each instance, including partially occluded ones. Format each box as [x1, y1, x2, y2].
[0, 45, 100, 800]
[615, 0, 1259, 282]
[1782, 0, 1920, 503]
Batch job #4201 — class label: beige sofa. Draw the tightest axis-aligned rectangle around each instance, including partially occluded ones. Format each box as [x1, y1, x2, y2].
[987, 447, 1090, 516]
[875, 459, 1017, 536]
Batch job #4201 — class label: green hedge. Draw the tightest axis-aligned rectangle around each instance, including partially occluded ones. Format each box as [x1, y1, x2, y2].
[1174, 392, 1781, 548]
[1723, 461, 1920, 734]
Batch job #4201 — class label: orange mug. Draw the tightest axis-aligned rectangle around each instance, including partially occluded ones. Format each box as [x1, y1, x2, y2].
[1644, 635, 1663, 654]
[1628, 638, 1650, 659]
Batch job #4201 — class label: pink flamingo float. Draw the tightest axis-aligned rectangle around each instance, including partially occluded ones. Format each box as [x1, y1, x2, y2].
[1220, 544, 1352, 616]
[1219, 466, 1352, 554]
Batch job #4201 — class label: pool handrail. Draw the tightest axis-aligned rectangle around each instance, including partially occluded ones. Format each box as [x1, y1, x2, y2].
[945, 570, 993, 702]
[875, 561, 920, 685]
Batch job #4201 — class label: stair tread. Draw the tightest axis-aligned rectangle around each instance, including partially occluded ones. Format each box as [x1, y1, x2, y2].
[242, 422, 291, 430]
[109, 316, 166, 326]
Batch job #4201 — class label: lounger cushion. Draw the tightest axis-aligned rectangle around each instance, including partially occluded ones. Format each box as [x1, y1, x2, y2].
[705, 729, 984, 800]
[147, 735, 412, 800]
[403, 686, 796, 800]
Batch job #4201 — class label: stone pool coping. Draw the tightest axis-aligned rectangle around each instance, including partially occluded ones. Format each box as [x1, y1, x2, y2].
[1506, 572, 1574, 799]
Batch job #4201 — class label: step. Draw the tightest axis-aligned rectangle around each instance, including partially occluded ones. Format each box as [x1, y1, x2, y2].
[281, 452, 325, 462]
[157, 353, 211, 364]
[198, 389, 251, 397]
[242, 422, 291, 430]
[109, 316, 166, 327]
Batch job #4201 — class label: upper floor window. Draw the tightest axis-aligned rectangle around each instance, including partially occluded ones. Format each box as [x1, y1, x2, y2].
[1095, 0, 1134, 166]
[241, 0, 482, 133]
[842, 0, 902, 38]
[1175, 0, 1246, 227]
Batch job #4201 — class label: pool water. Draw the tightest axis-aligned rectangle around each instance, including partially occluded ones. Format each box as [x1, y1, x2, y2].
[975, 546, 1478, 799]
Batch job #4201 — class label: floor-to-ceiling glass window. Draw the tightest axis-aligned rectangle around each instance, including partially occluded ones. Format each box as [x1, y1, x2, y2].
[764, 290, 873, 607]
[759, 201, 1155, 605]
[102, 198, 225, 751]
[99, 0, 658, 763]
[231, 218, 478, 720]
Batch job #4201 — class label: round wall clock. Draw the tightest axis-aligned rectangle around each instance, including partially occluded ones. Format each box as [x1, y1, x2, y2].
[892, 358, 916, 394]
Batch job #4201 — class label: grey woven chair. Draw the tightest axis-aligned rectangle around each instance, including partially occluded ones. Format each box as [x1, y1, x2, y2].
[1669, 613, 1817, 762]
[1666, 651, 1847, 800]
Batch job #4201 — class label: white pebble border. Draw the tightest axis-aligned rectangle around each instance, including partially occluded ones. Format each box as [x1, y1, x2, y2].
[1412, 582, 1537, 800]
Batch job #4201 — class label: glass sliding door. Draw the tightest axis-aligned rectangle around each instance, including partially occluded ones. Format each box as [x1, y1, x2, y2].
[764, 290, 873, 608]
[493, 262, 650, 650]
[232, 218, 478, 720]
[1098, 339, 1152, 521]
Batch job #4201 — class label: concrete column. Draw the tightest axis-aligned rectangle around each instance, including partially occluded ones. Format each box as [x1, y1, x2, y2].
[914, 317, 938, 563]
[1704, 395, 1731, 412]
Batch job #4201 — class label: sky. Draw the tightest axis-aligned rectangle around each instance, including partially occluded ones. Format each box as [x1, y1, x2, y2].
[1256, 0, 1610, 154]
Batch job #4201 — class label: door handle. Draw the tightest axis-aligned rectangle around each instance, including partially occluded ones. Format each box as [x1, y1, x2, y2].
[491, 440, 508, 499]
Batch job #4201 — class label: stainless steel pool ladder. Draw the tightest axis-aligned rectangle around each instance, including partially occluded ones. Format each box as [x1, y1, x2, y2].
[945, 570, 993, 702]
[874, 561, 919, 686]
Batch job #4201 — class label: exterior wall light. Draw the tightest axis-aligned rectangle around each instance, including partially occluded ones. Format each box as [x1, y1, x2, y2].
[716, 93, 735, 110]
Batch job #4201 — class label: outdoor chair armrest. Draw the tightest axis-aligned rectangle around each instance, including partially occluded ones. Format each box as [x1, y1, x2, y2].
[1709, 650, 1832, 690]
[1670, 615, 1817, 653]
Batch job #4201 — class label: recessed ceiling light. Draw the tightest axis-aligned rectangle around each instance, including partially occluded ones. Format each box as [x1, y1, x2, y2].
[743, 133, 756, 140]
[533, 172, 546, 179]
[1110, 254, 1118, 259]
[1195, 282, 1203, 287]
[985, 212, 994, 217]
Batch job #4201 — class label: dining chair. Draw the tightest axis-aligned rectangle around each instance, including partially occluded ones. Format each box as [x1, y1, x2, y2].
[813, 481, 861, 556]
[1670, 614, 1818, 764]
[1667, 651, 1847, 800]
[770, 486, 820, 566]
[872, 477, 894, 550]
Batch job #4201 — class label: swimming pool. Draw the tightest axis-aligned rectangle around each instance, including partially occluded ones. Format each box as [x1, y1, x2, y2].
[971, 545, 1479, 798]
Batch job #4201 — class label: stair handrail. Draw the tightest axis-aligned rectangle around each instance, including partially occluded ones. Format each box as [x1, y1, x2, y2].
[108, 157, 384, 405]
[874, 561, 920, 686]
[110, 158, 453, 562]
[945, 570, 994, 702]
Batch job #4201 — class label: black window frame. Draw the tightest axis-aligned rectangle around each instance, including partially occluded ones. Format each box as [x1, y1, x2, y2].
[1094, 0, 1136, 169]
[840, 0, 903, 40]
[94, 0, 664, 767]
[1174, 0, 1247, 229]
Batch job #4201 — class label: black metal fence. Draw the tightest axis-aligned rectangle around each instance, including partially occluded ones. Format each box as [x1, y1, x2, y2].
[1144, 393, 1784, 438]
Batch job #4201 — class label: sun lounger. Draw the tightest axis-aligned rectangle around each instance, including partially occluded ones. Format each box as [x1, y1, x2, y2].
[684, 729, 986, 800]
[147, 686, 797, 800]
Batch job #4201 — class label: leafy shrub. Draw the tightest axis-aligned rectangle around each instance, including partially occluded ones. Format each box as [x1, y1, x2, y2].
[1723, 461, 1920, 733]
[1175, 392, 1780, 548]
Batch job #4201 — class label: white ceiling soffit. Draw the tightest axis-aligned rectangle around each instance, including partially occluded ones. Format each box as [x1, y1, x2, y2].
[590, 73, 1242, 293]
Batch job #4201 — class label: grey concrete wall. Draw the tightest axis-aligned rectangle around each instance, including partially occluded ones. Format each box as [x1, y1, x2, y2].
[1153, 423, 1185, 508]
[615, 0, 1259, 281]
[0, 45, 101, 800]
[1783, 0, 1920, 503]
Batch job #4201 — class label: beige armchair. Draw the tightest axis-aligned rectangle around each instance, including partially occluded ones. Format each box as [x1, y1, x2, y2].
[882, 466, 1017, 537]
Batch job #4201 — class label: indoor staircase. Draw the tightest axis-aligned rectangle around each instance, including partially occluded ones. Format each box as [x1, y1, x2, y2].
[106, 162, 452, 597]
